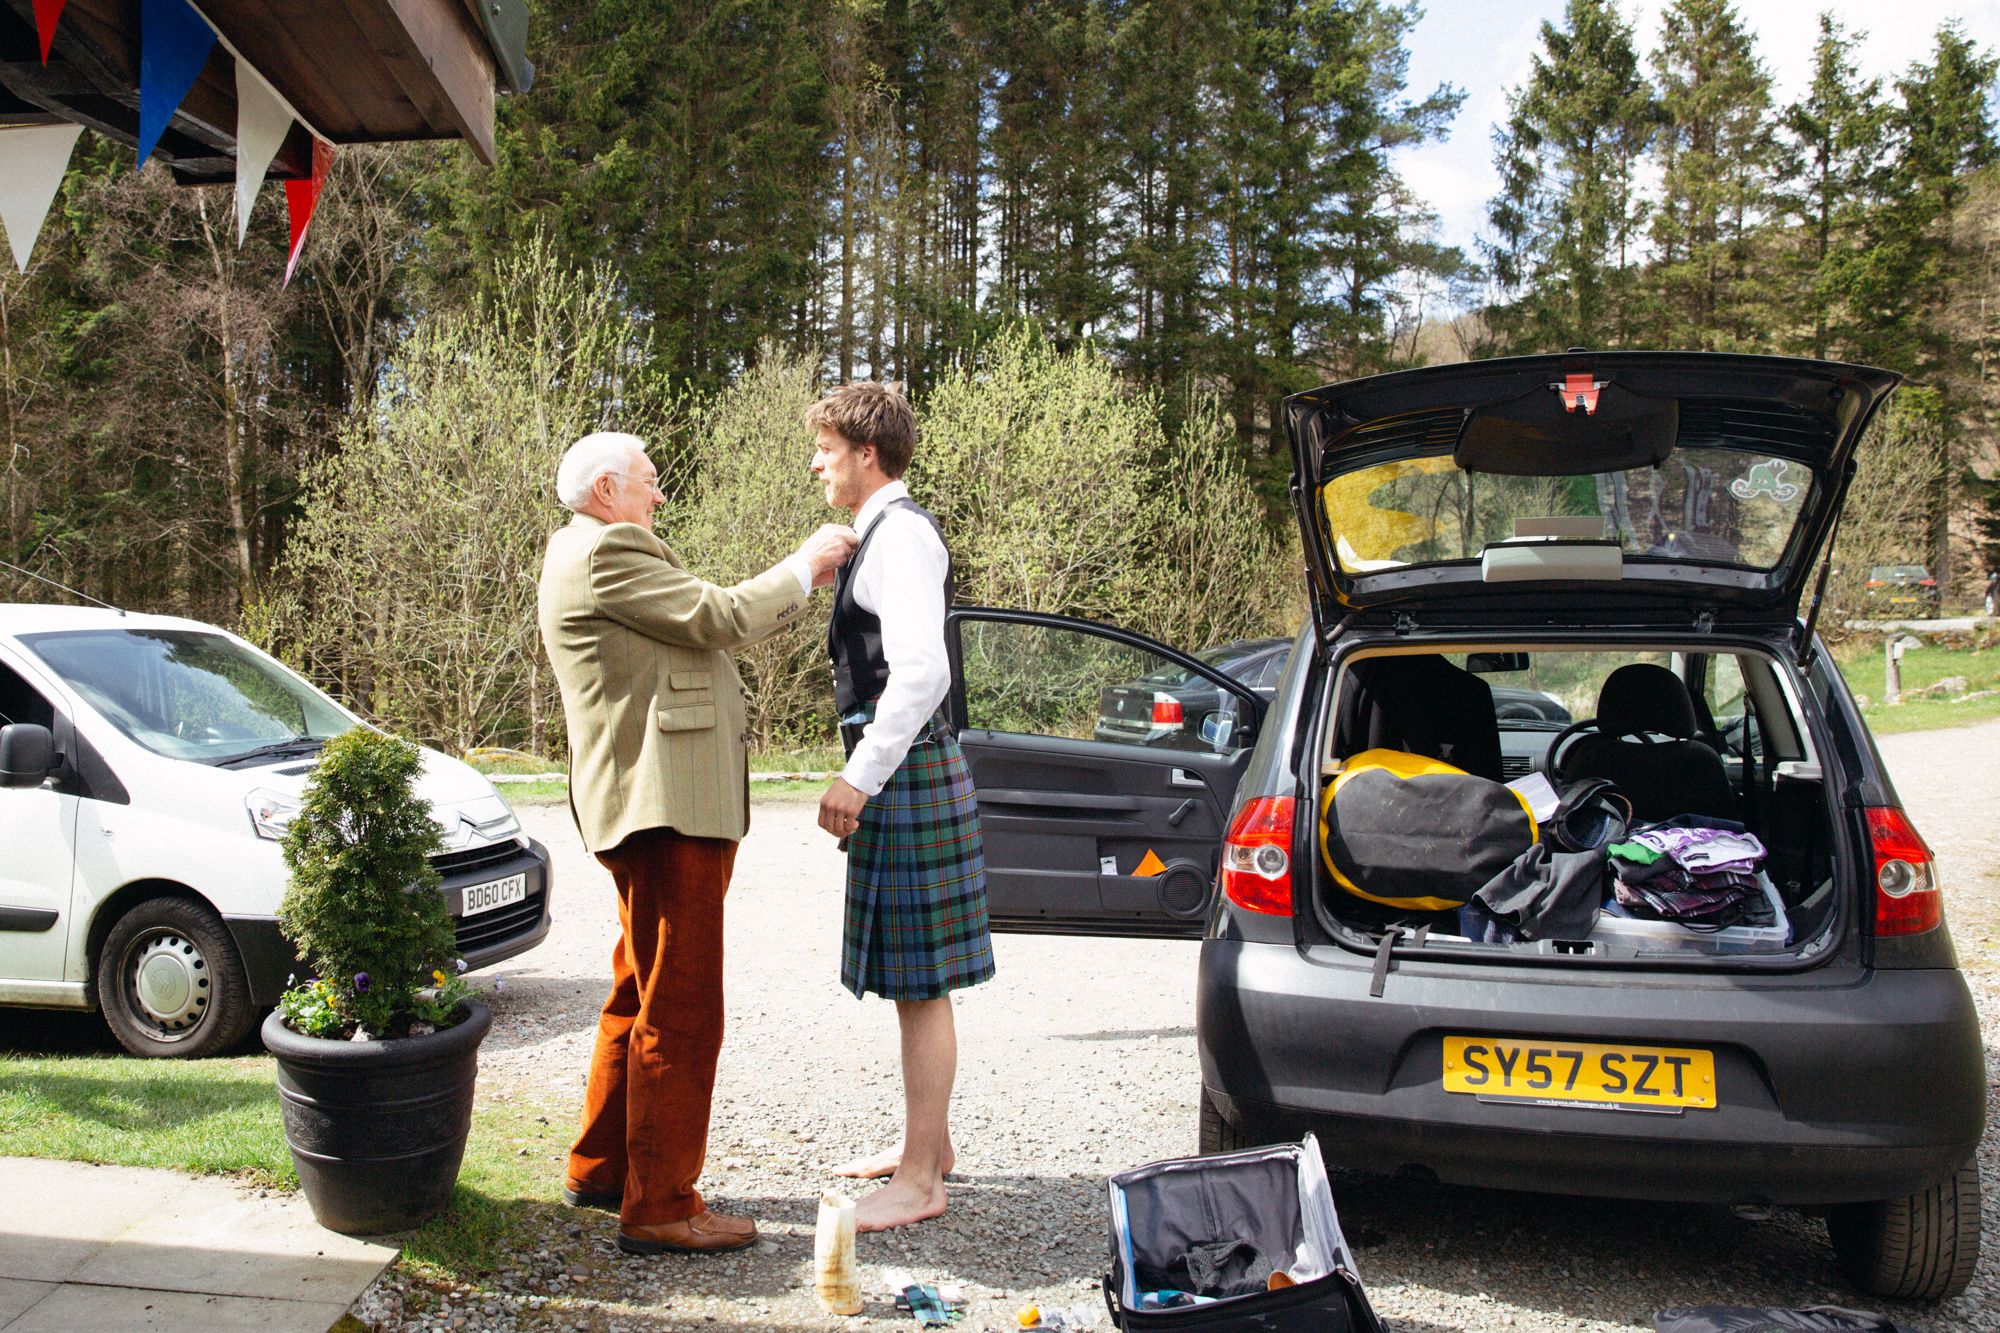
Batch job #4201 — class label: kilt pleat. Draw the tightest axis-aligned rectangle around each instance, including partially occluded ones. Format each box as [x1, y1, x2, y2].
[841, 722, 995, 1002]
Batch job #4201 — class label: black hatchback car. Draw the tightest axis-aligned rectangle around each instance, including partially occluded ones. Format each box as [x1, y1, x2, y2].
[942, 352, 1983, 1300]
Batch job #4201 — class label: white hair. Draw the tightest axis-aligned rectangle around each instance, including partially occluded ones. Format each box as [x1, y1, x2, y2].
[556, 432, 647, 511]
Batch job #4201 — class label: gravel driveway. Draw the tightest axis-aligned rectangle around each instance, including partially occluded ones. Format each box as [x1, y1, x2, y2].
[358, 720, 2000, 1333]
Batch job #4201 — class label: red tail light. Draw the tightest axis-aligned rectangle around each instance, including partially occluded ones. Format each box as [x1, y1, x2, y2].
[1150, 692, 1184, 725]
[1222, 796, 1295, 915]
[1865, 806, 1942, 937]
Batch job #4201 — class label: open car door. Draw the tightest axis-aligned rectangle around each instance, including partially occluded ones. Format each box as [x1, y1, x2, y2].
[946, 608, 1266, 938]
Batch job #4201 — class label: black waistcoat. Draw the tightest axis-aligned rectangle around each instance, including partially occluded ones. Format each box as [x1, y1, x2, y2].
[828, 496, 953, 714]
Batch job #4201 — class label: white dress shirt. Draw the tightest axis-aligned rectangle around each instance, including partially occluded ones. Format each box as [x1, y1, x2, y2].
[840, 479, 952, 796]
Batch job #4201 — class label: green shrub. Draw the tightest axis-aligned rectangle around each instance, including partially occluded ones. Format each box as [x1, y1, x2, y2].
[275, 729, 468, 1039]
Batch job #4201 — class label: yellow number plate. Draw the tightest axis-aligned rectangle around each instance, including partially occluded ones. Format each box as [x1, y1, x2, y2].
[1442, 1037, 1717, 1111]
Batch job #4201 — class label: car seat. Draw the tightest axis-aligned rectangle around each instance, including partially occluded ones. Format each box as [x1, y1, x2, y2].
[1554, 663, 1738, 822]
[1335, 654, 1503, 783]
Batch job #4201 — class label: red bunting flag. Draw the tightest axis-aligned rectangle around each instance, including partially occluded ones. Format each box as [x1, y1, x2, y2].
[34, 0, 67, 63]
[282, 136, 333, 287]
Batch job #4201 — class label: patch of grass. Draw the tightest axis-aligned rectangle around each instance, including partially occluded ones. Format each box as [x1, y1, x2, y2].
[0, 1037, 577, 1283]
[755, 743, 843, 773]
[1830, 635, 2000, 734]
[496, 779, 570, 805]
[0, 1049, 290, 1183]
[461, 749, 565, 777]
[400, 1096, 573, 1280]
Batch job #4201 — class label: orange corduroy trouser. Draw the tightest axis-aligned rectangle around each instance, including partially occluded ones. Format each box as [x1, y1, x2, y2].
[566, 825, 736, 1228]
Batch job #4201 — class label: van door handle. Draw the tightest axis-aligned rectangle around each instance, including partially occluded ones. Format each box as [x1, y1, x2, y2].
[1169, 768, 1206, 789]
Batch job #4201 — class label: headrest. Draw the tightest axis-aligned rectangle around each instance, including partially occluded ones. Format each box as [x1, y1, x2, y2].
[1595, 663, 1699, 739]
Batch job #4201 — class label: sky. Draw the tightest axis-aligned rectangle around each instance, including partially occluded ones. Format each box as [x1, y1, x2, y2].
[1393, 0, 2000, 262]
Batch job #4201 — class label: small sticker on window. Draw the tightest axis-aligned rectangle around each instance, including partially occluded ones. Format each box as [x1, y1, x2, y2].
[1099, 855, 1118, 876]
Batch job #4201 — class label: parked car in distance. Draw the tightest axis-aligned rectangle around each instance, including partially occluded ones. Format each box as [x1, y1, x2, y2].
[1095, 638, 1568, 752]
[1865, 564, 1939, 616]
[1093, 638, 1289, 749]
[0, 605, 552, 1058]
[945, 352, 1983, 1301]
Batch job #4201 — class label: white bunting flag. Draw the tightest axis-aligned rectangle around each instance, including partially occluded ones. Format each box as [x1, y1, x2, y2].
[235, 57, 293, 246]
[0, 123, 82, 273]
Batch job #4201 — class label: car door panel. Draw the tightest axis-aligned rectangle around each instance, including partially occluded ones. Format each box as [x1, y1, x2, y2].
[948, 609, 1263, 938]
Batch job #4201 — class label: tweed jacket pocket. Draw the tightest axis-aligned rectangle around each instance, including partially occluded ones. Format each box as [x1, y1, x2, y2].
[657, 704, 717, 732]
[669, 670, 713, 691]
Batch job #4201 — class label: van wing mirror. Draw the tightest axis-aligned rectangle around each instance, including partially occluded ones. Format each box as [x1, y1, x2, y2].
[0, 723, 56, 788]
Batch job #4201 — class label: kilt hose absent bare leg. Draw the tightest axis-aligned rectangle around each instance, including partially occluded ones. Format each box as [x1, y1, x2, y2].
[568, 827, 735, 1229]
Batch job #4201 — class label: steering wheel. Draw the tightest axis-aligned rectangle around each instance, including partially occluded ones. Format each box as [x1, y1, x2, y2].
[1535, 716, 1599, 780]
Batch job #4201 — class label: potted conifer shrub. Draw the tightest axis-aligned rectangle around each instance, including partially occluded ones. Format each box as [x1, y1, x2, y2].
[260, 727, 491, 1235]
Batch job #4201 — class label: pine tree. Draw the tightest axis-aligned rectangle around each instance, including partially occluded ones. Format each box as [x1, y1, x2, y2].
[1647, 0, 1775, 351]
[1482, 0, 1659, 352]
[1839, 25, 1998, 590]
[1108, 0, 1223, 397]
[1773, 13, 1887, 359]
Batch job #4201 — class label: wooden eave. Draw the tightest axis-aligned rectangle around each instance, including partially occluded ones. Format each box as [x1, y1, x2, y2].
[0, 0, 500, 183]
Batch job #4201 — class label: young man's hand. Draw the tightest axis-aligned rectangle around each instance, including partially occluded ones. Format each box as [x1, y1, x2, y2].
[819, 776, 868, 839]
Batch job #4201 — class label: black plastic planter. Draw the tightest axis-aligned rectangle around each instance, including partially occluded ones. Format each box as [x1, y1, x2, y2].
[262, 1001, 492, 1234]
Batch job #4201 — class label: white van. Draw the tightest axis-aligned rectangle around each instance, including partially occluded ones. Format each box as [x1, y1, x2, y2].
[0, 604, 552, 1057]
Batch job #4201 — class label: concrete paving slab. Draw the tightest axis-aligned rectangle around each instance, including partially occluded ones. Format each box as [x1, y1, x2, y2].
[0, 1281, 52, 1325]
[4, 1284, 350, 1332]
[0, 1159, 397, 1332]
[0, 1159, 195, 1282]
[68, 1178, 395, 1301]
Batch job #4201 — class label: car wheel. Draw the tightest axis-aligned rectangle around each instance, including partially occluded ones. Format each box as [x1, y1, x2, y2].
[96, 897, 256, 1059]
[1198, 1085, 1257, 1155]
[1828, 1160, 1981, 1301]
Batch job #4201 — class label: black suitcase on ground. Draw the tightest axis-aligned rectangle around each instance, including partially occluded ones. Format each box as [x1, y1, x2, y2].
[1102, 1135, 1385, 1332]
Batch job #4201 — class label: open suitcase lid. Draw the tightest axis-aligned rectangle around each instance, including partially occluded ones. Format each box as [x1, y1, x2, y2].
[1106, 1134, 1355, 1314]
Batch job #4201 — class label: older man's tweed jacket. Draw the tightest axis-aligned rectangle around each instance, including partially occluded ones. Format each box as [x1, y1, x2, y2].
[538, 513, 806, 853]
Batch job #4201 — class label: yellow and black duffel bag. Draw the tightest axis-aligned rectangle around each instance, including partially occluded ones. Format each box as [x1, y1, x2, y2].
[1319, 748, 1537, 912]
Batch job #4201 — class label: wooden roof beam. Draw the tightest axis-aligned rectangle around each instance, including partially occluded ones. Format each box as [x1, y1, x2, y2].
[341, 0, 493, 164]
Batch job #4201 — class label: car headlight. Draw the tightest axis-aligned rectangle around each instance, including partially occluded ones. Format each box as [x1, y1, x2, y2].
[246, 788, 301, 841]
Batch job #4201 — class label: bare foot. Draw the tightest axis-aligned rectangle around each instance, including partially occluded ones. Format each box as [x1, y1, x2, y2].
[832, 1142, 955, 1179]
[853, 1178, 947, 1232]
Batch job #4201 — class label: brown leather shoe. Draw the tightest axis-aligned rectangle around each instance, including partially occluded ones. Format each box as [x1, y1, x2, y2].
[561, 1178, 622, 1211]
[617, 1210, 758, 1255]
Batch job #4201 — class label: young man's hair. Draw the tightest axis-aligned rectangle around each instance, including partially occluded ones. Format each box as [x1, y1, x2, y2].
[805, 382, 917, 478]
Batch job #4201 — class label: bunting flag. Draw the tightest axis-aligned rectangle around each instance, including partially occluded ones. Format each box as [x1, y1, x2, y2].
[33, 0, 67, 63]
[0, 125, 82, 272]
[234, 59, 291, 245]
[136, 0, 217, 166]
[283, 137, 333, 286]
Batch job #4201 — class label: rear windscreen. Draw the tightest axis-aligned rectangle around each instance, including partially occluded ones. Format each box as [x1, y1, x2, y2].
[1322, 447, 1811, 574]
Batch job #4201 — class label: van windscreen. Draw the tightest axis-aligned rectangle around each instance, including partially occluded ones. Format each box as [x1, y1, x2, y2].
[20, 628, 351, 764]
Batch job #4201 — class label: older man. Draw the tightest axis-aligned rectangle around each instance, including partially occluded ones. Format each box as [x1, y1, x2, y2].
[538, 431, 854, 1256]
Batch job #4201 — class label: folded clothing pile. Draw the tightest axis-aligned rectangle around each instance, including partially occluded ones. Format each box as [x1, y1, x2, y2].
[1608, 816, 1771, 929]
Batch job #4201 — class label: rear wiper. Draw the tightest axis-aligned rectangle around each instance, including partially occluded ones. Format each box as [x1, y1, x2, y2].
[213, 735, 325, 769]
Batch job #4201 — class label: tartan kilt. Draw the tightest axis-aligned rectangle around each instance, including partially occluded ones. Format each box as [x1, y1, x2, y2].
[841, 731, 996, 1002]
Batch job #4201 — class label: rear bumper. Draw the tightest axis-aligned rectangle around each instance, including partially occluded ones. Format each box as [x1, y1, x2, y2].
[1197, 938, 1984, 1206]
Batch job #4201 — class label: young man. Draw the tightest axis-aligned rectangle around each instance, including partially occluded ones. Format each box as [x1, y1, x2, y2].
[809, 382, 995, 1232]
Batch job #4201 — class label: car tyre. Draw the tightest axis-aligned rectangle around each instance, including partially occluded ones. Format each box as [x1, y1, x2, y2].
[1828, 1160, 1981, 1301]
[1198, 1085, 1257, 1155]
[96, 897, 256, 1059]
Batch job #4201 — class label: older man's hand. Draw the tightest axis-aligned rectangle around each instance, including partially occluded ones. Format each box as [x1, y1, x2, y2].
[819, 776, 868, 840]
[797, 524, 859, 588]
